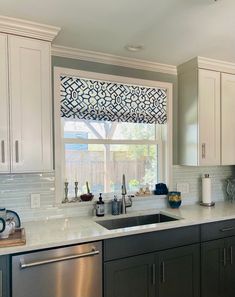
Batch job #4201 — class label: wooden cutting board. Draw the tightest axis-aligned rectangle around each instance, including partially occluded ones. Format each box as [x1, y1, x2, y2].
[0, 228, 26, 247]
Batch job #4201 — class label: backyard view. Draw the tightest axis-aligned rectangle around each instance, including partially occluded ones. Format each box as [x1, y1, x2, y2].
[63, 119, 160, 197]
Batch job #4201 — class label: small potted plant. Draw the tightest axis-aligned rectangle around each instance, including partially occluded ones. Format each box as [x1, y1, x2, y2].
[80, 182, 94, 201]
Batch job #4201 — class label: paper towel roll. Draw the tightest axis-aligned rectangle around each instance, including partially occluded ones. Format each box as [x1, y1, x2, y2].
[202, 174, 212, 204]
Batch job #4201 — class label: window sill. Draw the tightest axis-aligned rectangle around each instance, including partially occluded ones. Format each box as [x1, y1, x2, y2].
[58, 194, 167, 207]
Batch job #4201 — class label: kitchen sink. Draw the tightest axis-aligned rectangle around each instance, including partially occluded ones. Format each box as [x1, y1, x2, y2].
[96, 213, 178, 230]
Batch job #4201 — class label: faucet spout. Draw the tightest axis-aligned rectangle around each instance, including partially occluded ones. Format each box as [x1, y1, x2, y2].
[122, 175, 127, 195]
[121, 174, 132, 214]
[121, 194, 132, 214]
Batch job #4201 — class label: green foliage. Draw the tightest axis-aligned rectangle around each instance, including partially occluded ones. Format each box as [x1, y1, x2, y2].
[129, 179, 140, 187]
[119, 123, 158, 186]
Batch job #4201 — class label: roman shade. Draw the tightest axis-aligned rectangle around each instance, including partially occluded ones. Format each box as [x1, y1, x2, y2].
[60, 75, 167, 124]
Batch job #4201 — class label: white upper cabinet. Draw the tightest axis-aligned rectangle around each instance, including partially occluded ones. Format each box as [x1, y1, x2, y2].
[221, 73, 235, 165]
[8, 35, 52, 172]
[178, 57, 235, 166]
[178, 66, 220, 166]
[0, 16, 60, 173]
[0, 33, 54, 173]
[198, 69, 220, 165]
[0, 34, 10, 173]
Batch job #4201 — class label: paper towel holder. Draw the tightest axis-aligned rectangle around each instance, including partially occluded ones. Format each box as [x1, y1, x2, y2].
[200, 173, 215, 207]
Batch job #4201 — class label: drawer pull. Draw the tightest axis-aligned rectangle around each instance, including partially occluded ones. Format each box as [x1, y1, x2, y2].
[15, 140, 19, 163]
[161, 262, 165, 283]
[1, 141, 5, 163]
[152, 264, 156, 285]
[230, 247, 233, 265]
[20, 248, 99, 269]
[202, 143, 206, 159]
[220, 227, 235, 232]
[223, 248, 227, 266]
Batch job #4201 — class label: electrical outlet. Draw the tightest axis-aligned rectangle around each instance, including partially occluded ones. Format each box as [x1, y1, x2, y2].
[176, 183, 189, 194]
[30, 193, 41, 209]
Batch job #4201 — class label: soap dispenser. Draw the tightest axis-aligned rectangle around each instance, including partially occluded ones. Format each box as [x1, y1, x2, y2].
[112, 195, 120, 215]
[96, 193, 105, 217]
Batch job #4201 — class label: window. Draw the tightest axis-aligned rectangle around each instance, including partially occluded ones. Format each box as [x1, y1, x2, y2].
[54, 68, 173, 202]
[63, 119, 164, 196]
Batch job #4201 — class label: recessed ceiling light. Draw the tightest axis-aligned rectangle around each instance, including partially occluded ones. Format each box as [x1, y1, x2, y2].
[125, 44, 144, 52]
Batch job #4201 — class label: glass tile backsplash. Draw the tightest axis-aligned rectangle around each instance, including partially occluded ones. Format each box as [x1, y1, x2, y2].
[0, 166, 233, 221]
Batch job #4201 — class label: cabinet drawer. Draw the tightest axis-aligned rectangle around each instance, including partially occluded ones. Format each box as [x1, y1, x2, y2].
[201, 219, 235, 241]
[104, 225, 200, 261]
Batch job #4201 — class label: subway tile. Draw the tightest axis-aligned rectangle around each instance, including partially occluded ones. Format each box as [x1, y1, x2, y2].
[0, 166, 233, 221]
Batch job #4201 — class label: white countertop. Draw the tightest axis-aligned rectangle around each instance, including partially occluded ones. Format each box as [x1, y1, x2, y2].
[1, 201, 235, 256]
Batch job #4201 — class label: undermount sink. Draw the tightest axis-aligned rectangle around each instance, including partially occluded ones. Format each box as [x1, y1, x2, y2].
[96, 213, 178, 230]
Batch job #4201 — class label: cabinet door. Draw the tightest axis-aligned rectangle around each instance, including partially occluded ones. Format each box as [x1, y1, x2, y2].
[0, 256, 10, 297]
[221, 73, 235, 165]
[158, 244, 200, 297]
[8, 35, 52, 172]
[105, 253, 156, 297]
[224, 237, 235, 297]
[198, 69, 220, 165]
[201, 239, 225, 297]
[0, 34, 10, 173]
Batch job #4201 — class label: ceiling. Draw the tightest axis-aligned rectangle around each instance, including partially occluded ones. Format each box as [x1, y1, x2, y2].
[1, 0, 235, 66]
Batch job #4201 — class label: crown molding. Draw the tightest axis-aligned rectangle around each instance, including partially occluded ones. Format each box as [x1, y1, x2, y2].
[0, 15, 60, 42]
[197, 56, 235, 74]
[177, 56, 235, 75]
[52, 45, 177, 75]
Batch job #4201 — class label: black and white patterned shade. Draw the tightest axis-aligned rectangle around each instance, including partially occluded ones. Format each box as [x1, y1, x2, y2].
[60, 75, 167, 124]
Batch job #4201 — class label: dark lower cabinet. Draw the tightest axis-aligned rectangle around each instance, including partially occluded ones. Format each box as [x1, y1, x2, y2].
[224, 237, 235, 297]
[0, 256, 10, 297]
[104, 244, 200, 297]
[105, 253, 156, 297]
[158, 244, 200, 297]
[201, 239, 224, 297]
[201, 236, 235, 297]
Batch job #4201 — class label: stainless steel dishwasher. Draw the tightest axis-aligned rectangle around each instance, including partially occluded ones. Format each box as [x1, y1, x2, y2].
[11, 241, 102, 297]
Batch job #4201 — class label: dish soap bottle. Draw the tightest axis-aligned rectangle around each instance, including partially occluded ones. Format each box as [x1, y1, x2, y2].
[96, 193, 105, 217]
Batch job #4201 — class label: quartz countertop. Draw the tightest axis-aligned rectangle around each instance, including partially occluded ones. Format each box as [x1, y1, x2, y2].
[1, 201, 235, 256]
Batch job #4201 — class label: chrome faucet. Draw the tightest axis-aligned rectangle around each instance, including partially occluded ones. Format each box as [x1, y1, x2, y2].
[121, 174, 132, 214]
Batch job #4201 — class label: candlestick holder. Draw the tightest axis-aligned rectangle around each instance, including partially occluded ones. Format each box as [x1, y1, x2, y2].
[62, 181, 69, 203]
[73, 181, 80, 202]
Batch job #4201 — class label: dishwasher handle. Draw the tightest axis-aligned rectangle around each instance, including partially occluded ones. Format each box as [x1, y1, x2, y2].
[20, 248, 99, 269]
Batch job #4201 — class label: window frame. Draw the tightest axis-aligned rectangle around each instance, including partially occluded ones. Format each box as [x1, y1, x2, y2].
[54, 67, 173, 203]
